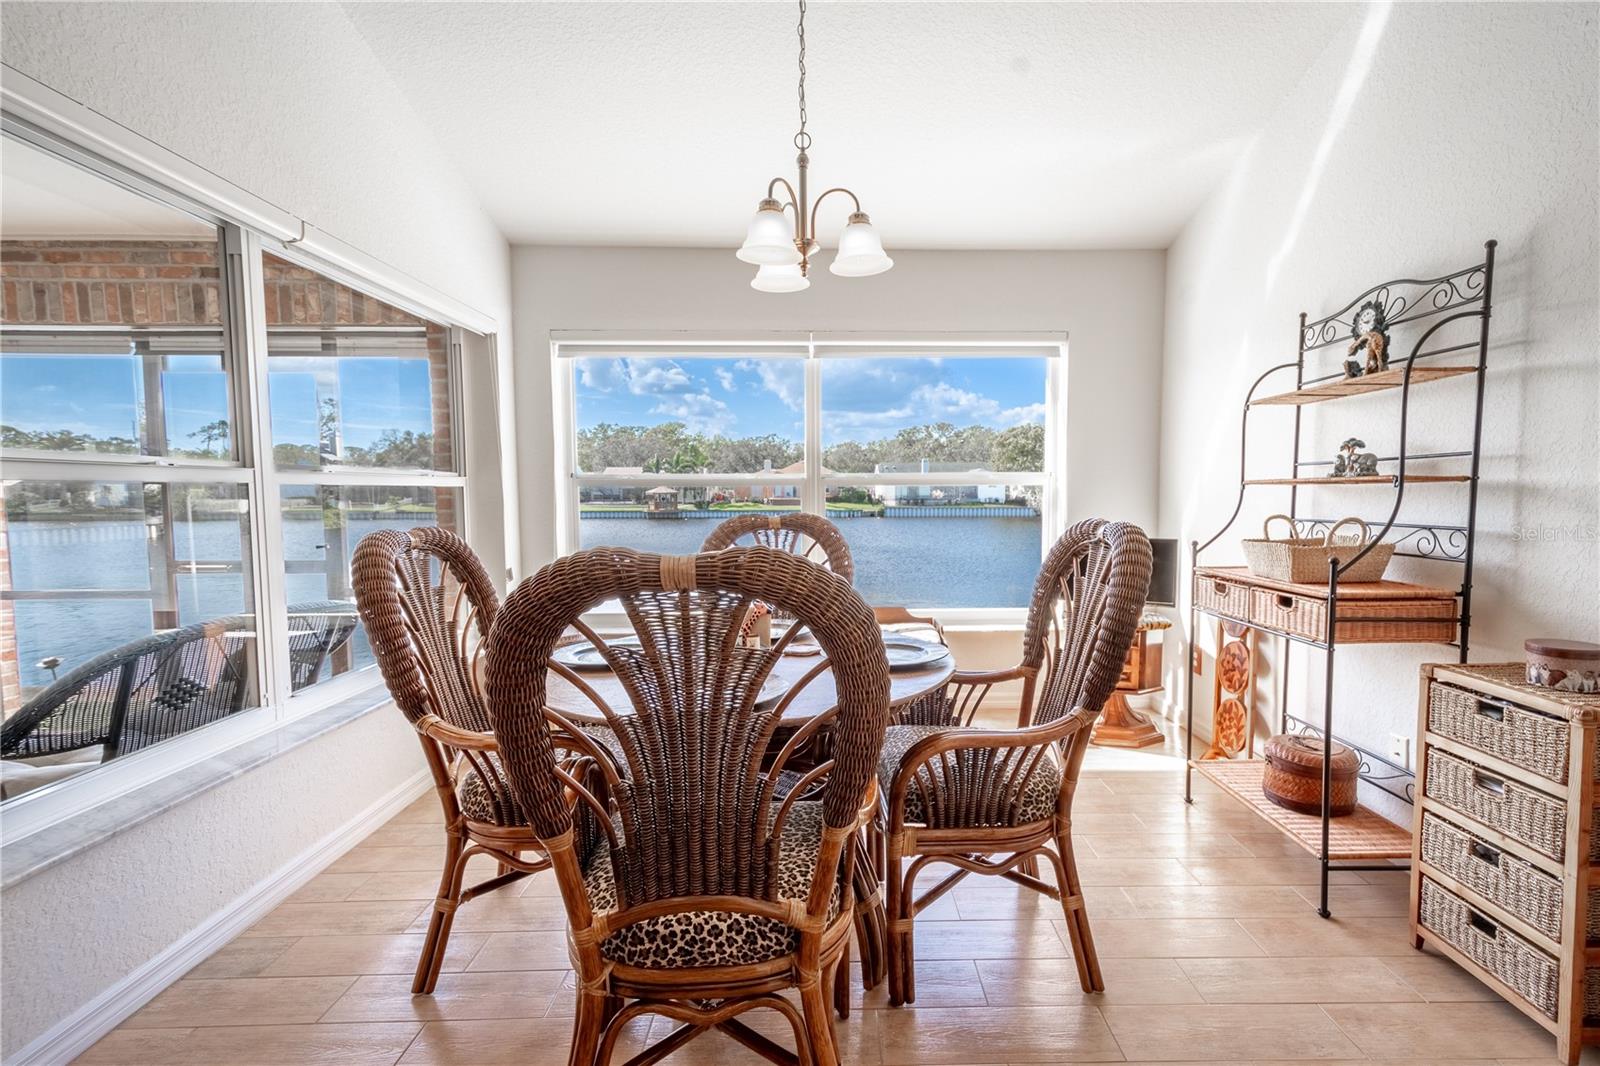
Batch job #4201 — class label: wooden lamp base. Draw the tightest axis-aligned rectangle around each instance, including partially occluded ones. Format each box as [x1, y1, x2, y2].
[1092, 692, 1166, 748]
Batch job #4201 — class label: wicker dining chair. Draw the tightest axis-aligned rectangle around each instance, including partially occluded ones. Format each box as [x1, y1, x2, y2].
[351, 527, 552, 994]
[875, 518, 1151, 1005]
[700, 512, 854, 585]
[486, 546, 890, 1066]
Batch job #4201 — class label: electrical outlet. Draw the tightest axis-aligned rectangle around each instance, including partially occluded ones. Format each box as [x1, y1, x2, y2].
[1388, 733, 1410, 769]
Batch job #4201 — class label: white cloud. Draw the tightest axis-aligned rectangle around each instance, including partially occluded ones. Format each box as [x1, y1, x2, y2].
[578, 359, 625, 391]
[753, 361, 803, 410]
[624, 359, 691, 396]
[999, 402, 1046, 426]
[651, 391, 734, 435]
[715, 367, 736, 392]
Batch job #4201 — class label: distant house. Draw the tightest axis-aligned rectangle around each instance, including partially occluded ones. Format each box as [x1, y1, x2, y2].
[587, 467, 645, 503]
[872, 460, 1006, 505]
[732, 459, 815, 503]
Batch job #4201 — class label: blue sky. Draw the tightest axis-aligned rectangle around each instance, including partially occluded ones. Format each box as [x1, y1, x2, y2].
[575, 356, 1047, 443]
[1, 353, 433, 453]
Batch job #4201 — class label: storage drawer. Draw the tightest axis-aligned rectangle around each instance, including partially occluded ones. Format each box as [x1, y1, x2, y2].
[1196, 573, 1250, 620]
[1251, 588, 1458, 643]
[1420, 811, 1563, 941]
[1424, 747, 1568, 862]
[1428, 682, 1570, 786]
[1420, 877, 1560, 1019]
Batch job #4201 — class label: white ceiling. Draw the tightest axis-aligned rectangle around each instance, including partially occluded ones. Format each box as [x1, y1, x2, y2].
[344, 2, 1357, 250]
[1, 135, 216, 238]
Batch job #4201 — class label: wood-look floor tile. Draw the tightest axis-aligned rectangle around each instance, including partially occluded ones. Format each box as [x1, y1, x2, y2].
[78, 1022, 422, 1065]
[1103, 1002, 1361, 1061]
[951, 884, 1129, 921]
[364, 822, 452, 847]
[1068, 812, 1148, 835]
[876, 1005, 1122, 1064]
[186, 937, 299, 979]
[244, 900, 431, 938]
[1081, 833, 1253, 859]
[1236, 915, 1414, 957]
[287, 872, 374, 904]
[1380, 949, 1499, 1002]
[327, 846, 448, 875]
[1229, 832, 1327, 858]
[463, 931, 573, 971]
[853, 959, 988, 1009]
[1293, 881, 1409, 915]
[976, 956, 1203, 1005]
[1321, 1002, 1557, 1059]
[353, 857, 510, 903]
[390, 796, 446, 824]
[319, 971, 566, 1022]
[260, 933, 487, 977]
[1087, 917, 1264, 958]
[1178, 956, 1422, 1003]
[1179, 857, 1366, 887]
[906, 919, 1068, 960]
[124, 976, 357, 1028]
[1120, 885, 1311, 919]
[402, 894, 567, 934]
[644, 1005, 882, 1064]
[1075, 857, 1200, 887]
[398, 1016, 645, 1064]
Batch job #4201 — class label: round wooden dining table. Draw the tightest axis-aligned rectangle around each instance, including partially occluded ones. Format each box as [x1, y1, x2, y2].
[544, 637, 956, 725]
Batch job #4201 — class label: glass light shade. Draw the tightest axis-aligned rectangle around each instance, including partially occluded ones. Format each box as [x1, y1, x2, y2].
[750, 262, 810, 294]
[736, 201, 801, 266]
[829, 216, 893, 277]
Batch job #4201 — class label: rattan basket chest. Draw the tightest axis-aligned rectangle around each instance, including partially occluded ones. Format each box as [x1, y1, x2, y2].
[1410, 663, 1600, 1064]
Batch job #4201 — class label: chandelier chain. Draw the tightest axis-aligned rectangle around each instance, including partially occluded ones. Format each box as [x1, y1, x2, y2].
[794, 0, 810, 152]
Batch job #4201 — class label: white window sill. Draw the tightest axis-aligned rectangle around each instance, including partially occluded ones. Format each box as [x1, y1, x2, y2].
[0, 680, 394, 890]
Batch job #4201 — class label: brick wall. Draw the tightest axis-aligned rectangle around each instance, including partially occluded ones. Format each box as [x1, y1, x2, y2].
[1, 240, 457, 703]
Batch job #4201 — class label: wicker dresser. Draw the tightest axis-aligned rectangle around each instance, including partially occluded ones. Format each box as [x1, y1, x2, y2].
[1410, 663, 1600, 1064]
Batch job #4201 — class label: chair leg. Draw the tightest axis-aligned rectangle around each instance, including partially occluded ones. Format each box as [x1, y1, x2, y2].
[1051, 830, 1105, 993]
[413, 830, 468, 994]
[834, 935, 851, 1018]
[569, 989, 607, 1066]
[884, 836, 913, 1006]
[798, 977, 839, 1066]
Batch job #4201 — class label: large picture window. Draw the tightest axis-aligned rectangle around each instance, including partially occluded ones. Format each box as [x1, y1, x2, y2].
[0, 133, 468, 804]
[560, 341, 1060, 611]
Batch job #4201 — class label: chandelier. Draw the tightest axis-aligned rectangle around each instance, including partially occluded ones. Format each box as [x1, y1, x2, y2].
[736, 0, 893, 293]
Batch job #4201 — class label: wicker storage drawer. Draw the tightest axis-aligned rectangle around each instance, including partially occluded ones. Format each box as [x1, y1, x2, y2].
[1425, 748, 1568, 862]
[1428, 682, 1571, 786]
[1420, 877, 1560, 1018]
[1195, 573, 1250, 620]
[1251, 587, 1458, 643]
[1420, 811, 1563, 941]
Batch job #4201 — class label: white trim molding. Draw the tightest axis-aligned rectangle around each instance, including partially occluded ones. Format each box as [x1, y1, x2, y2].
[5, 767, 430, 1066]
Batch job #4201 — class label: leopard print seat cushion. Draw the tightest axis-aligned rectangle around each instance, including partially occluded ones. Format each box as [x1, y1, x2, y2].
[877, 724, 1061, 827]
[581, 801, 842, 969]
[457, 724, 621, 825]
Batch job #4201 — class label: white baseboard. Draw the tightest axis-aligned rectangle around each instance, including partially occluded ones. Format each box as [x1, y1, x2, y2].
[7, 768, 431, 1066]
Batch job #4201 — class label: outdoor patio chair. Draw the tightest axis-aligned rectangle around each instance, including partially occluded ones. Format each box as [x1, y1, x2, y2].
[874, 518, 1151, 1004]
[351, 527, 554, 994]
[0, 600, 356, 763]
[485, 545, 890, 1066]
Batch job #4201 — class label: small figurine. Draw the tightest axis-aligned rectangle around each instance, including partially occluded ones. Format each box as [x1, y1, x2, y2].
[1329, 437, 1380, 477]
[1344, 299, 1391, 379]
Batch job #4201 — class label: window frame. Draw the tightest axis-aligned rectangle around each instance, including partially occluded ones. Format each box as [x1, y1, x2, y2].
[0, 114, 480, 837]
[552, 332, 1067, 625]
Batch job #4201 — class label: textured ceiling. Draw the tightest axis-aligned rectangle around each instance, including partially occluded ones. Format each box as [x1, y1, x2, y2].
[345, 2, 1357, 249]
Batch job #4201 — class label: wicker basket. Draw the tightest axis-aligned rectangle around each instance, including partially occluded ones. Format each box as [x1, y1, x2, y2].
[1195, 572, 1251, 620]
[1427, 682, 1570, 786]
[1250, 587, 1458, 644]
[1420, 877, 1560, 1018]
[1242, 515, 1394, 584]
[1421, 812, 1563, 941]
[1425, 748, 1568, 862]
[1261, 734, 1359, 816]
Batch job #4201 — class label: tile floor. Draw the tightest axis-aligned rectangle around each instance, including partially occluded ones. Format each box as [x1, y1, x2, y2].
[78, 742, 1588, 1065]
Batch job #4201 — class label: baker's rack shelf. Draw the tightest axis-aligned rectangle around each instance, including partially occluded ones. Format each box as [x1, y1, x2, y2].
[1183, 239, 1497, 918]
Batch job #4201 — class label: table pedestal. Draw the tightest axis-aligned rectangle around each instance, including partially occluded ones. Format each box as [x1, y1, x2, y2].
[1092, 691, 1166, 748]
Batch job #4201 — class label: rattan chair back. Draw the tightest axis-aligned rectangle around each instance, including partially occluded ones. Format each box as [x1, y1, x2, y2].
[700, 512, 855, 585]
[1022, 519, 1153, 735]
[486, 545, 889, 913]
[352, 527, 499, 735]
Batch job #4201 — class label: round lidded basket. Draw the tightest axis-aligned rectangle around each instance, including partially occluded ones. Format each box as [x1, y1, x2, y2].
[1525, 639, 1600, 694]
[1262, 733, 1359, 816]
[1241, 515, 1394, 584]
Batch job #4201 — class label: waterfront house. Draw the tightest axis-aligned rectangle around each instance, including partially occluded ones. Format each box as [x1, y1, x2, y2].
[872, 460, 1007, 506]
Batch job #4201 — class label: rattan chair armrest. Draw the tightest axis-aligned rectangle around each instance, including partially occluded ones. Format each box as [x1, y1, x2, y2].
[946, 665, 1034, 687]
[886, 712, 1088, 819]
[416, 713, 499, 752]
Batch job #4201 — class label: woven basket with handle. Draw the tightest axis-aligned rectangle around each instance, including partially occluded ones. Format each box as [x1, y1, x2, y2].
[1241, 515, 1394, 584]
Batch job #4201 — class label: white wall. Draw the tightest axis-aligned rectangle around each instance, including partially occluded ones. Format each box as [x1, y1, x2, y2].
[1158, 1, 1600, 818]
[0, 5, 509, 1058]
[510, 246, 1167, 574]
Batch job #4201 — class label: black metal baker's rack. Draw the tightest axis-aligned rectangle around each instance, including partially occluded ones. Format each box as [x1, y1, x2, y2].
[1183, 240, 1497, 918]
